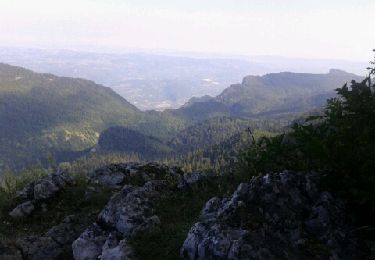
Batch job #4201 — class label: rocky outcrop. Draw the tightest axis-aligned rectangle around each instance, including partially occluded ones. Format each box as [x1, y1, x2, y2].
[72, 180, 165, 259]
[88, 162, 211, 191]
[73, 163, 182, 260]
[88, 163, 131, 188]
[98, 181, 163, 236]
[6, 215, 87, 260]
[181, 171, 371, 259]
[9, 170, 75, 218]
[101, 234, 134, 260]
[2, 162, 216, 259]
[17, 170, 75, 201]
[72, 228, 135, 260]
[72, 224, 108, 260]
[178, 171, 215, 189]
[16, 236, 61, 260]
[88, 162, 183, 188]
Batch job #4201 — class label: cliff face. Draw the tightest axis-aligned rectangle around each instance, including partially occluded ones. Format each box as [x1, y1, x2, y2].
[1, 164, 373, 259]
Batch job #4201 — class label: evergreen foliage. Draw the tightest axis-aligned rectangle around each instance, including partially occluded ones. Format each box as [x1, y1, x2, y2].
[241, 51, 375, 227]
[98, 126, 173, 158]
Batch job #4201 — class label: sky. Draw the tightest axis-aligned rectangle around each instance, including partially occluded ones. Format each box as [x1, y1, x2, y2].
[0, 0, 374, 61]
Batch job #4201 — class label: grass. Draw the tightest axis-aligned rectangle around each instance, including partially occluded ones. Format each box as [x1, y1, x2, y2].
[0, 173, 114, 242]
[131, 175, 242, 259]
[0, 166, 48, 220]
[0, 162, 252, 259]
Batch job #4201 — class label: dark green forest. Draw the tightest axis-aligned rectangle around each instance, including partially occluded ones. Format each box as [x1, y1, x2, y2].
[240, 52, 375, 229]
[0, 63, 361, 172]
[0, 53, 374, 212]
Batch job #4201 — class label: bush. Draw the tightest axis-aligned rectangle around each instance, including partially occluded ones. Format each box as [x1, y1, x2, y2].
[240, 51, 375, 225]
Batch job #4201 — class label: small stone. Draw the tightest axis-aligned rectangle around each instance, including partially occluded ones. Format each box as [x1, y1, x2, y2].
[33, 179, 60, 201]
[9, 201, 34, 218]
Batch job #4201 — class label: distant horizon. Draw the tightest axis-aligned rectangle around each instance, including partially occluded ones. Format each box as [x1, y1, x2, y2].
[0, 45, 370, 64]
[1, 0, 374, 61]
[0, 45, 369, 112]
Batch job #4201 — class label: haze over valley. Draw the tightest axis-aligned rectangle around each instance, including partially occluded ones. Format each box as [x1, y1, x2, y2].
[0, 47, 367, 110]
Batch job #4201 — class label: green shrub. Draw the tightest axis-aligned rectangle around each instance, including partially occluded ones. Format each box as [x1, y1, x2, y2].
[240, 51, 375, 227]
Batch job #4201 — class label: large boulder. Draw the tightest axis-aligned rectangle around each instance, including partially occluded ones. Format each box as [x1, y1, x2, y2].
[16, 170, 75, 201]
[72, 227, 135, 260]
[181, 171, 371, 259]
[9, 170, 75, 218]
[88, 163, 131, 188]
[72, 224, 108, 260]
[101, 232, 135, 260]
[45, 215, 88, 246]
[16, 215, 87, 260]
[97, 182, 162, 237]
[73, 180, 165, 260]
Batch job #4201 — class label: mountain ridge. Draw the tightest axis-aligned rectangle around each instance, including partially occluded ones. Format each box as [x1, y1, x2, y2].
[171, 69, 363, 122]
[0, 63, 363, 170]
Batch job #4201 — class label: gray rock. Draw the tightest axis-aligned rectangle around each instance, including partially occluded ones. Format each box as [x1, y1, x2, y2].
[45, 215, 88, 246]
[16, 170, 74, 202]
[135, 163, 184, 185]
[89, 164, 128, 188]
[9, 201, 34, 218]
[73, 178, 167, 259]
[89, 162, 183, 190]
[16, 182, 34, 200]
[178, 171, 214, 189]
[72, 224, 108, 260]
[11, 215, 87, 259]
[33, 179, 59, 201]
[199, 197, 220, 222]
[17, 236, 61, 260]
[98, 183, 161, 237]
[10, 170, 75, 218]
[101, 232, 135, 260]
[72, 230, 136, 260]
[181, 171, 370, 259]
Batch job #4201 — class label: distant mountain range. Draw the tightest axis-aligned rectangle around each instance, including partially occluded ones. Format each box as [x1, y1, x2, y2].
[0, 47, 367, 110]
[0, 62, 363, 170]
[170, 69, 363, 122]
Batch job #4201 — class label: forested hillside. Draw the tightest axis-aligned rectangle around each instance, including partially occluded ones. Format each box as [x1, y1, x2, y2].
[0, 63, 183, 170]
[0, 63, 362, 172]
[239, 60, 375, 233]
[98, 126, 173, 158]
[171, 69, 362, 121]
[2, 48, 365, 111]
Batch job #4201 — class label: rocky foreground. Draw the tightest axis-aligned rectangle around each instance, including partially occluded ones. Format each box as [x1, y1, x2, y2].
[1, 163, 373, 259]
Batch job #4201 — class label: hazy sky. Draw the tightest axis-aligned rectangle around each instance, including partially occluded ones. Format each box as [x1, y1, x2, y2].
[0, 0, 374, 61]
